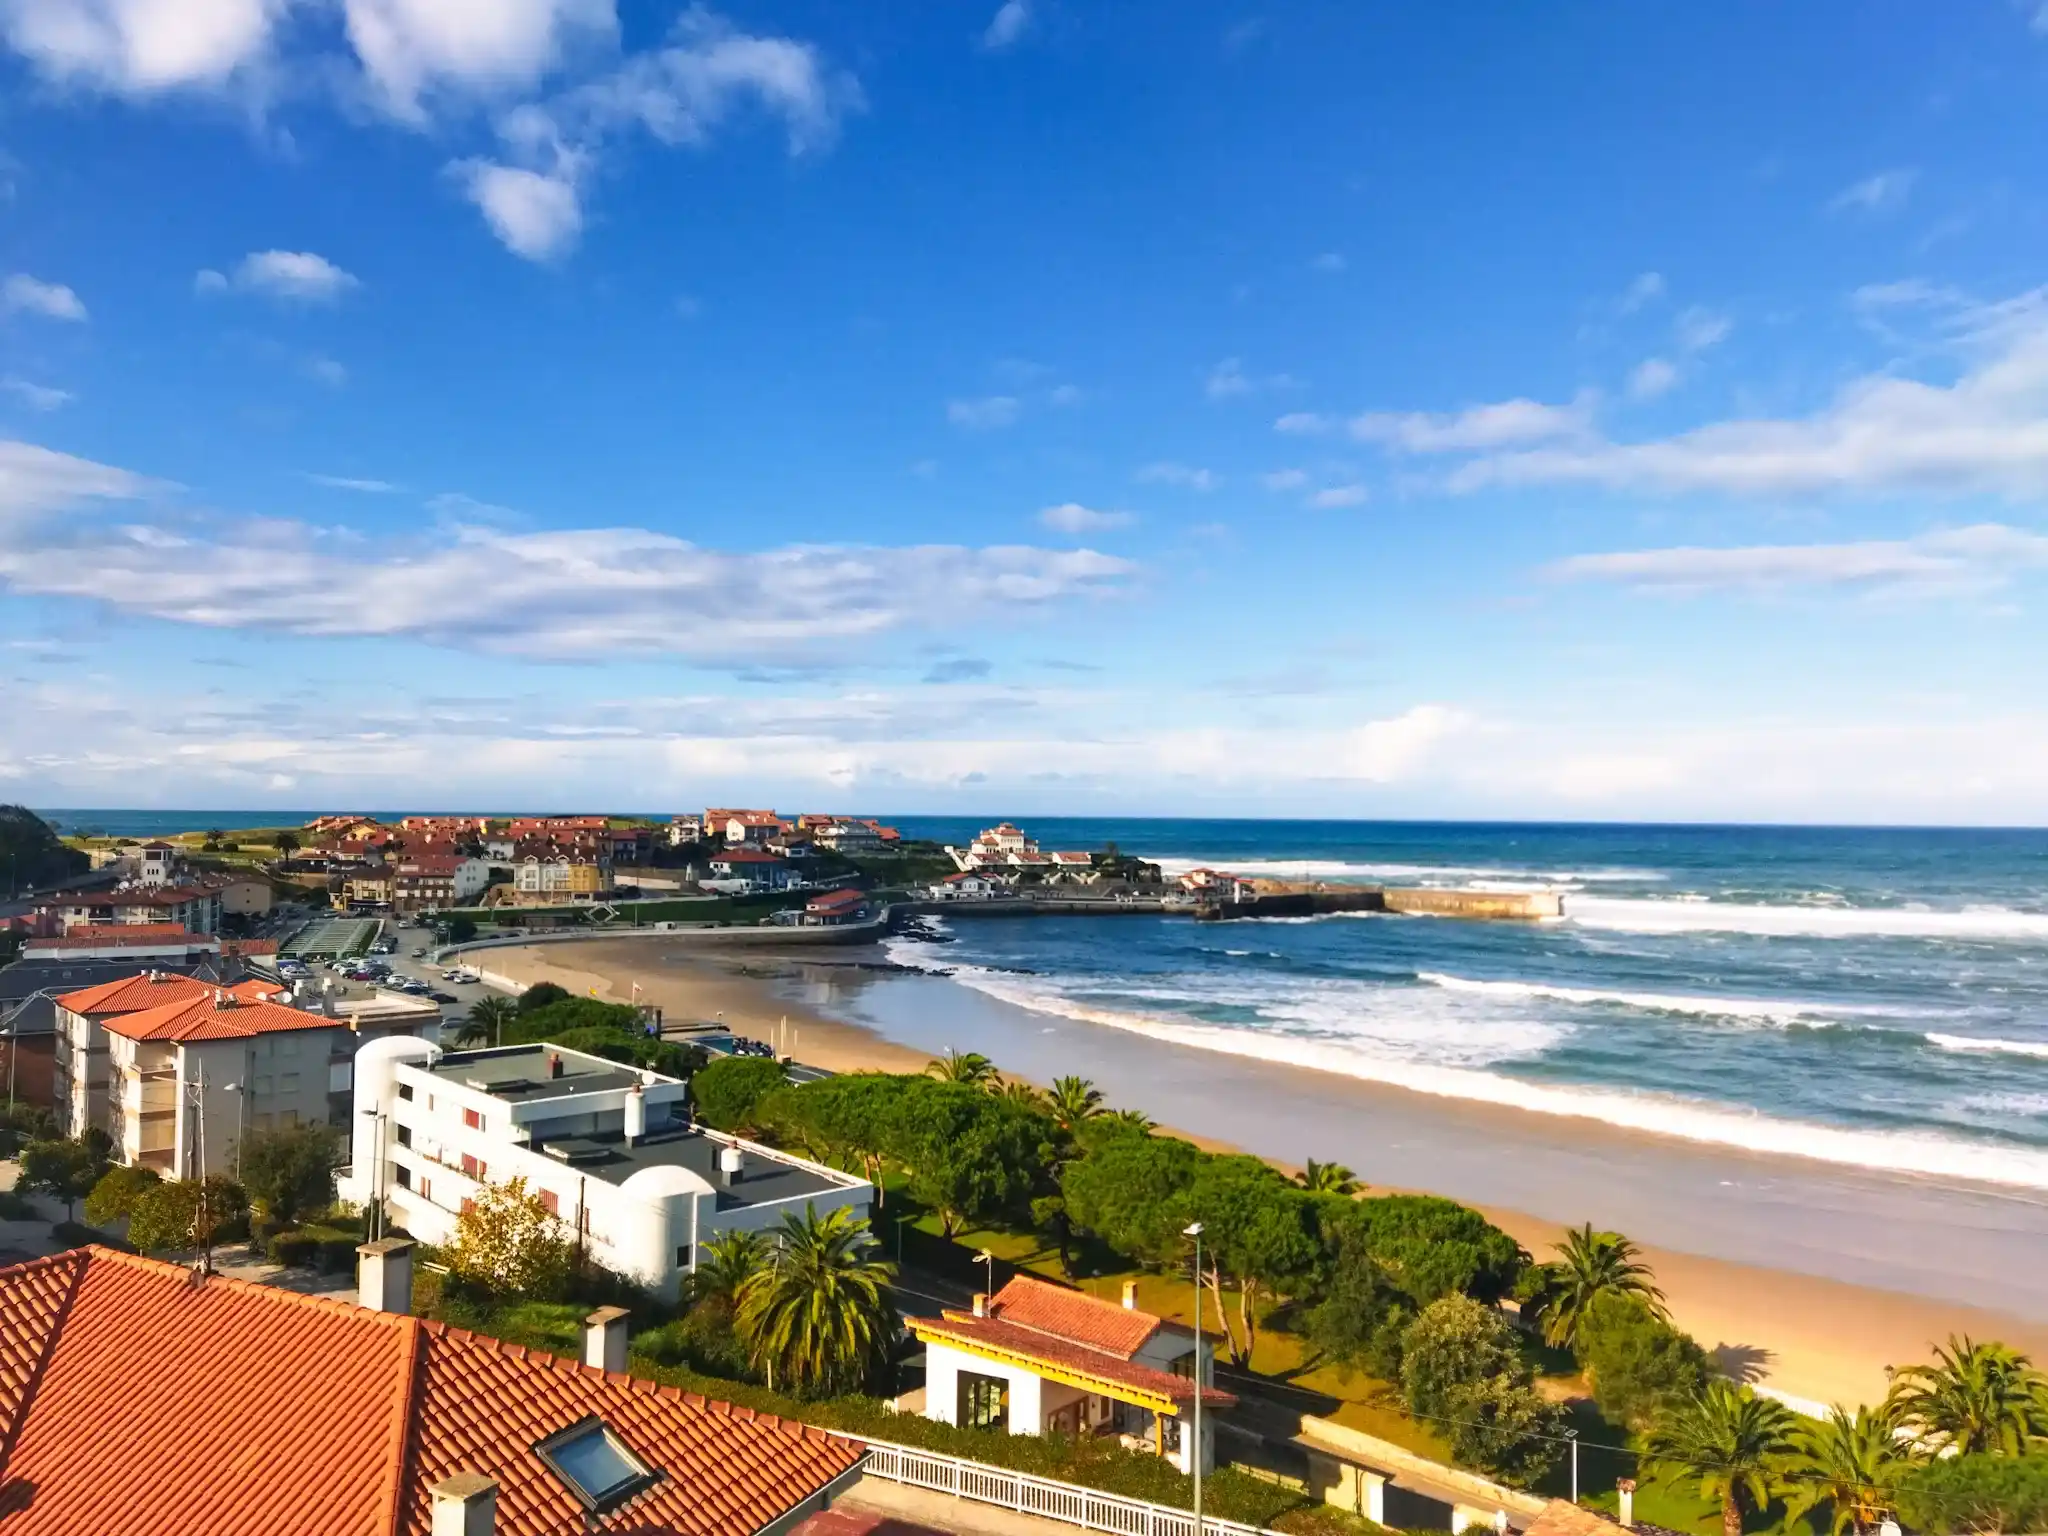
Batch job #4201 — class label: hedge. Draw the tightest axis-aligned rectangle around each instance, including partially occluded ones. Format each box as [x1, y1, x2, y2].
[267, 1223, 365, 1272]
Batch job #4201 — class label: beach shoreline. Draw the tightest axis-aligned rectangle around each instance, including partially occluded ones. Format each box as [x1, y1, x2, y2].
[476, 937, 2048, 1413]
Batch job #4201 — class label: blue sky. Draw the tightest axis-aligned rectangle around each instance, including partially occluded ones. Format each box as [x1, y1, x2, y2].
[4, 1, 2048, 821]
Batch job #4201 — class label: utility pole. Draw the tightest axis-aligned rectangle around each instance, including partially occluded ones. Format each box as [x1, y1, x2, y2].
[1183, 1221, 1205, 1536]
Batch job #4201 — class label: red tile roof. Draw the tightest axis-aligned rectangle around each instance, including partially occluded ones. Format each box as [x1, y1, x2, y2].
[907, 1312, 1233, 1411]
[984, 1275, 1161, 1357]
[0, 1246, 866, 1536]
[102, 993, 335, 1042]
[54, 973, 280, 1017]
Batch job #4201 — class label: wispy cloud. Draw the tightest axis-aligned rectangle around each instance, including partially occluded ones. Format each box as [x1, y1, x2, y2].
[195, 250, 359, 302]
[1310, 252, 1346, 274]
[1308, 484, 1369, 508]
[1547, 524, 2048, 598]
[452, 158, 585, 261]
[0, 439, 1136, 663]
[2, 274, 86, 322]
[1617, 271, 1665, 315]
[1206, 357, 1298, 400]
[1260, 468, 1308, 491]
[948, 395, 1021, 430]
[307, 473, 402, 494]
[1627, 358, 1679, 400]
[1, 379, 73, 412]
[982, 0, 1030, 50]
[923, 656, 993, 683]
[1674, 305, 1732, 353]
[1039, 502, 1135, 533]
[1829, 168, 1918, 215]
[1136, 461, 1217, 491]
[1352, 395, 1595, 452]
[1275, 412, 1332, 436]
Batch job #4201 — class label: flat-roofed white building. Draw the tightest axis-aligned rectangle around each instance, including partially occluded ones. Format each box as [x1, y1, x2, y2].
[338, 1041, 873, 1301]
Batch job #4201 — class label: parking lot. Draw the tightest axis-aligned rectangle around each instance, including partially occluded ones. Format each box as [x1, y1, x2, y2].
[269, 915, 498, 1036]
[279, 914, 380, 960]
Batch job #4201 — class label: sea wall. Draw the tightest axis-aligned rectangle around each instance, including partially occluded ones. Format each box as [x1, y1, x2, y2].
[1382, 888, 1563, 920]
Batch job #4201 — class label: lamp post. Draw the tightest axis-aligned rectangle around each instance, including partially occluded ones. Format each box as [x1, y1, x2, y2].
[1182, 1221, 1204, 1536]
[974, 1247, 996, 1296]
[1566, 1428, 1579, 1504]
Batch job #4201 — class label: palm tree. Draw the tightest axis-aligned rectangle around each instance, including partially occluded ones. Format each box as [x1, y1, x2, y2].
[999, 1079, 1045, 1110]
[1884, 1336, 2046, 1455]
[1645, 1381, 1802, 1536]
[1098, 1107, 1155, 1134]
[1782, 1405, 1911, 1536]
[735, 1204, 899, 1398]
[926, 1050, 1001, 1088]
[691, 1229, 769, 1305]
[1295, 1159, 1360, 1195]
[1525, 1223, 1668, 1349]
[454, 995, 517, 1049]
[1047, 1076, 1105, 1130]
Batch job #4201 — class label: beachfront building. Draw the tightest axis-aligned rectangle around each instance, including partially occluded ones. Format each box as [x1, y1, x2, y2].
[946, 824, 1100, 881]
[513, 855, 614, 902]
[389, 853, 492, 910]
[703, 849, 797, 893]
[138, 843, 179, 886]
[927, 872, 1018, 900]
[1178, 869, 1258, 901]
[338, 1040, 873, 1301]
[908, 1276, 1233, 1474]
[35, 882, 224, 936]
[718, 811, 787, 846]
[667, 814, 705, 845]
[770, 889, 871, 927]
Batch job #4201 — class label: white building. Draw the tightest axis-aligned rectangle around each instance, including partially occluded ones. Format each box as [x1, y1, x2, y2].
[338, 1040, 873, 1301]
[908, 1276, 1232, 1474]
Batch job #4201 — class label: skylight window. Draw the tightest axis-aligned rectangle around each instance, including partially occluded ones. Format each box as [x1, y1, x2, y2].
[533, 1416, 662, 1515]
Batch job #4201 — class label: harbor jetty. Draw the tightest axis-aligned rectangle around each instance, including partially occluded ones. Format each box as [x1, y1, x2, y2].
[1195, 885, 1563, 922]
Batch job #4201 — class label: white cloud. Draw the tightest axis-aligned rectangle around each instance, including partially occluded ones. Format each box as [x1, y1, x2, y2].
[1039, 502, 1134, 533]
[452, 160, 583, 260]
[1260, 469, 1308, 491]
[1628, 358, 1679, 400]
[982, 0, 1029, 50]
[947, 395, 1020, 430]
[0, 440, 155, 518]
[197, 249, 360, 302]
[305, 354, 348, 386]
[1546, 523, 2048, 598]
[1135, 461, 1217, 491]
[1310, 252, 1346, 273]
[1047, 383, 1082, 407]
[0, 0, 287, 93]
[1275, 411, 1332, 436]
[307, 474, 401, 493]
[1342, 705, 1470, 782]
[2, 273, 86, 321]
[1617, 271, 1665, 314]
[1206, 357, 1297, 401]
[1449, 288, 2048, 497]
[1674, 305, 1731, 353]
[1, 379, 73, 411]
[342, 0, 615, 120]
[1352, 395, 1594, 452]
[1830, 168, 1917, 215]
[1308, 484, 1369, 508]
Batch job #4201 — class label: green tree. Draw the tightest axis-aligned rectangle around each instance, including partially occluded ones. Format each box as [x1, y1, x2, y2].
[127, 1176, 249, 1254]
[446, 1176, 572, 1301]
[926, 1050, 1000, 1088]
[1061, 1126, 1203, 1265]
[1185, 1154, 1318, 1364]
[998, 1079, 1046, 1111]
[1884, 1337, 2046, 1456]
[239, 1123, 339, 1227]
[1783, 1405, 1913, 1536]
[274, 830, 301, 856]
[884, 1079, 1052, 1236]
[1573, 1291, 1710, 1432]
[19, 1137, 107, 1220]
[1047, 1076, 1105, 1131]
[445, 915, 478, 943]
[1399, 1294, 1564, 1485]
[455, 995, 517, 1049]
[734, 1204, 898, 1398]
[1097, 1107, 1155, 1134]
[1304, 1218, 1413, 1382]
[1295, 1159, 1360, 1195]
[1894, 1454, 2048, 1536]
[692, 1056, 789, 1136]
[82, 1163, 161, 1228]
[1341, 1194, 1528, 1306]
[518, 981, 572, 1013]
[1523, 1224, 1667, 1349]
[692, 1229, 770, 1305]
[1645, 1381, 1803, 1536]
[766, 1074, 913, 1199]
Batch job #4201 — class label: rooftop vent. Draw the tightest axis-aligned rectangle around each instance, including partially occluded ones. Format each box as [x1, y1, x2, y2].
[541, 1137, 611, 1166]
[532, 1416, 662, 1518]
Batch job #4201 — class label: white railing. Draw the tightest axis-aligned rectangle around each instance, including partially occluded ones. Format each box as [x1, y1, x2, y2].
[844, 1436, 1275, 1536]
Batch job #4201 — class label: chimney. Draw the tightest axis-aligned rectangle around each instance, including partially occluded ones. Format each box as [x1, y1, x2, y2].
[1122, 1280, 1139, 1310]
[971, 1293, 987, 1318]
[430, 1474, 497, 1536]
[357, 1237, 414, 1314]
[546, 1050, 563, 1080]
[623, 1085, 646, 1145]
[718, 1144, 743, 1186]
[1617, 1480, 1635, 1529]
[584, 1305, 630, 1373]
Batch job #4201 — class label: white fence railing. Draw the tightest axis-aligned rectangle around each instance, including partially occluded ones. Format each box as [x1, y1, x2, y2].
[846, 1436, 1276, 1536]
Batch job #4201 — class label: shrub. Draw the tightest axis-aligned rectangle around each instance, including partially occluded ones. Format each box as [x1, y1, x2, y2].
[1339, 1194, 1529, 1305]
[83, 1164, 161, 1227]
[1895, 1453, 2048, 1535]
[126, 1177, 250, 1253]
[518, 981, 572, 1013]
[1400, 1295, 1564, 1486]
[0, 1191, 36, 1220]
[1574, 1291, 1710, 1431]
[446, 1176, 573, 1301]
[240, 1123, 340, 1227]
[691, 1056, 789, 1134]
[266, 1225, 361, 1272]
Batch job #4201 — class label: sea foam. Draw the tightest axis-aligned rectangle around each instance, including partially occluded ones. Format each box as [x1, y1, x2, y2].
[1570, 896, 2048, 942]
[1415, 970, 1870, 1026]
[1927, 1033, 2048, 1061]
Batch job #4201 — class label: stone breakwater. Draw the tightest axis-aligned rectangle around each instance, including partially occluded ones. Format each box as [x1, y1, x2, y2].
[1196, 886, 1563, 921]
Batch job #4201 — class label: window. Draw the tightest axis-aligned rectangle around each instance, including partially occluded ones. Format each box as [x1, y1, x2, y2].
[419, 1177, 432, 1202]
[538, 1189, 559, 1216]
[463, 1107, 482, 1130]
[958, 1372, 1009, 1432]
[1168, 1350, 1198, 1380]
[396, 1125, 412, 1148]
[674, 1244, 691, 1271]
[279, 1073, 300, 1093]
[397, 1083, 413, 1101]
[394, 1165, 411, 1190]
[460, 1153, 480, 1177]
[533, 1418, 662, 1517]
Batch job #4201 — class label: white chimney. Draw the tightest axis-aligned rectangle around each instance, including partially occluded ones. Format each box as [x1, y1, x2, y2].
[623, 1085, 646, 1145]
[430, 1473, 497, 1536]
[357, 1237, 414, 1314]
[1122, 1280, 1139, 1310]
[718, 1144, 743, 1186]
[971, 1293, 987, 1318]
[584, 1305, 630, 1373]
[1617, 1480, 1635, 1529]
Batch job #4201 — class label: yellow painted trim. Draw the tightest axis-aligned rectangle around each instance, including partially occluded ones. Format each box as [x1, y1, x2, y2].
[909, 1323, 1182, 1416]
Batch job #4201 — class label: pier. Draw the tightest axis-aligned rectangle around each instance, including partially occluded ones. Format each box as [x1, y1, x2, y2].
[1194, 886, 1563, 922]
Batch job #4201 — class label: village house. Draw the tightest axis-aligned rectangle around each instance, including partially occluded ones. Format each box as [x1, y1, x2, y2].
[720, 811, 787, 846]
[340, 867, 398, 908]
[339, 1040, 874, 1302]
[389, 853, 491, 911]
[513, 855, 614, 902]
[36, 882, 224, 936]
[1178, 868, 1258, 901]
[667, 814, 705, 845]
[703, 848, 797, 893]
[947, 824, 1100, 880]
[771, 888, 871, 927]
[908, 1275, 1233, 1475]
[927, 871, 1018, 900]
[0, 1242, 866, 1536]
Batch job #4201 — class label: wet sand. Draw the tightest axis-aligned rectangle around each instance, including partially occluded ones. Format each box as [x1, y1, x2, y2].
[480, 938, 2048, 1412]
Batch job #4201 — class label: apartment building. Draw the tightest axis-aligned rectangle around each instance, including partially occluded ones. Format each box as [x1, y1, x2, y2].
[338, 1040, 872, 1301]
[390, 853, 491, 910]
[37, 883, 224, 935]
[512, 855, 613, 902]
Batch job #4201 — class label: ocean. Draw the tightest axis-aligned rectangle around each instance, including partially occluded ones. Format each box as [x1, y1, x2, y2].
[872, 820, 2048, 1195]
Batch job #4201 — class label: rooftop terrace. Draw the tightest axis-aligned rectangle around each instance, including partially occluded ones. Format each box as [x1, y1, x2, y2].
[425, 1043, 648, 1102]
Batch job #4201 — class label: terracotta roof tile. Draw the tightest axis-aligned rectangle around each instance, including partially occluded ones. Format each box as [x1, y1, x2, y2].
[908, 1313, 1233, 1410]
[0, 1247, 866, 1536]
[102, 993, 326, 1042]
[54, 973, 280, 1017]
[984, 1275, 1161, 1358]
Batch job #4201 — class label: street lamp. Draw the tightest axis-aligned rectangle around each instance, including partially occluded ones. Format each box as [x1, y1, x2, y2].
[1182, 1221, 1205, 1536]
[974, 1248, 996, 1295]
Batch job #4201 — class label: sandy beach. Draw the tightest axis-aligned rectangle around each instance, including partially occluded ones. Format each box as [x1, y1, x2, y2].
[477, 937, 2048, 1412]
